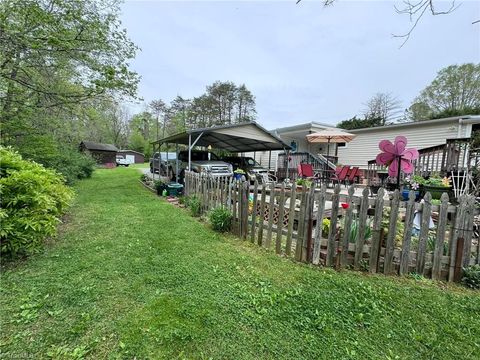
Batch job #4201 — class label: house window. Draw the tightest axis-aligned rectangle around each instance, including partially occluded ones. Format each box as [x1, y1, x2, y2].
[337, 142, 347, 148]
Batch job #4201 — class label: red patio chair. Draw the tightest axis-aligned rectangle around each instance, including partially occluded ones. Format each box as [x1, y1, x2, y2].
[330, 165, 350, 186]
[345, 167, 360, 186]
[297, 163, 321, 183]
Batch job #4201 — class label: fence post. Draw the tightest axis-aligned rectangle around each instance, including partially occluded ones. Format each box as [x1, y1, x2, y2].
[266, 181, 276, 249]
[250, 180, 259, 243]
[448, 195, 466, 281]
[354, 187, 370, 270]
[312, 184, 327, 265]
[384, 190, 400, 275]
[454, 237, 465, 282]
[326, 184, 341, 267]
[257, 183, 267, 247]
[340, 185, 355, 268]
[369, 187, 385, 273]
[232, 181, 238, 234]
[295, 185, 307, 261]
[303, 185, 315, 262]
[242, 181, 249, 239]
[285, 185, 297, 257]
[433, 192, 449, 281]
[276, 183, 286, 254]
[399, 190, 416, 276]
[462, 196, 475, 268]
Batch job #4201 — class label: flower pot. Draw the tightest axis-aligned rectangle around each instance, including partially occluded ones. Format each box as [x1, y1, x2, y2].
[423, 185, 449, 200]
[401, 189, 420, 201]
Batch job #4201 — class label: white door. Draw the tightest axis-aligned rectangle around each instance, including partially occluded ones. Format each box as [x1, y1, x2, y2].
[126, 155, 135, 164]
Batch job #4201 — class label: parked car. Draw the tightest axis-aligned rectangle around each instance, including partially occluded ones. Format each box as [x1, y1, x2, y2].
[116, 155, 130, 167]
[150, 150, 233, 183]
[221, 156, 276, 184]
[150, 152, 176, 175]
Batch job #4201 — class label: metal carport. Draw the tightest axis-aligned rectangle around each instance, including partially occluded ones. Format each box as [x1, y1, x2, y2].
[151, 122, 291, 181]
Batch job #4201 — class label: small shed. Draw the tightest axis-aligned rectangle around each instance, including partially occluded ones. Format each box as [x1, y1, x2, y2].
[80, 141, 118, 165]
[117, 150, 145, 164]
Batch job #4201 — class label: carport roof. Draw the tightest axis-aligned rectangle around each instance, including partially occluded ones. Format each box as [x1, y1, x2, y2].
[152, 122, 291, 152]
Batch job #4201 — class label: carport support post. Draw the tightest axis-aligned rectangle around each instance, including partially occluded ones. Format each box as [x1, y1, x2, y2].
[188, 134, 191, 171]
[166, 146, 169, 179]
[152, 143, 155, 181]
[175, 142, 179, 183]
[158, 144, 162, 181]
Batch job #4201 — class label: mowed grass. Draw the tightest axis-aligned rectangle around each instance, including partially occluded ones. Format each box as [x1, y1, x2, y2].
[1, 168, 479, 359]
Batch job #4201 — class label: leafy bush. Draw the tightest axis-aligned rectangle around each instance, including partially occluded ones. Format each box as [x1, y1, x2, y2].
[209, 207, 232, 232]
[0, 147, 74, 257]
[16, 135, 96, 185]
[187, 196, 202, 217]
[462, 265, 480, 290]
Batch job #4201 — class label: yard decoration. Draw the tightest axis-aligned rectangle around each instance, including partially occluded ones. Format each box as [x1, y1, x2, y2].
[376, 136, 419, 189]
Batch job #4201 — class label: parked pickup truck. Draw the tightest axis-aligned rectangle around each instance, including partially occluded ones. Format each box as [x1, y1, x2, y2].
[221, 156, 276, 184]
[150, 150, 233, 183]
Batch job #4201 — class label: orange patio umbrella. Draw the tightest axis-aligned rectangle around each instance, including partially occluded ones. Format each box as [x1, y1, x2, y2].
[306, 129, 357, 158]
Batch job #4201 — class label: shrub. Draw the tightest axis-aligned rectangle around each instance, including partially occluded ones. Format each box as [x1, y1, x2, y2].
[209, 207, 232, 232]
[15, 135, 96, 185]
[0, 147, 74, 257]
[462, 265, 480, 290]
[187, 196, 202, 217]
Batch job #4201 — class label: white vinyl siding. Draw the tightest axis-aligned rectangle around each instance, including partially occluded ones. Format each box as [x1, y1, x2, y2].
[337, 120, 460, 168]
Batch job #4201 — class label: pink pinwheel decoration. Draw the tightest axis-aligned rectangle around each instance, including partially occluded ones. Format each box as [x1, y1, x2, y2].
[376, 136, 419, 177]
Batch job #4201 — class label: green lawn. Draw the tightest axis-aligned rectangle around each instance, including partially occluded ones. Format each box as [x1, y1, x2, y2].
[1, 168, 479, 359]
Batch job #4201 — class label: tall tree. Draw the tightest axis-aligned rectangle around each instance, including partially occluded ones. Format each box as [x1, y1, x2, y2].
[0, 0, 139, 143]
[408, 63, 480, 121]
[149, 99, 167, 139]
[363, 92, 403, 126]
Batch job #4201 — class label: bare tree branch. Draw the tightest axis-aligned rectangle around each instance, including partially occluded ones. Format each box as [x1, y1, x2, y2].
[393, 0, 460, 48]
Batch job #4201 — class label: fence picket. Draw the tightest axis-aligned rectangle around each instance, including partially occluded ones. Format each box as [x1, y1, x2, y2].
[340, 185, 355, 268]
[302, 185, 316, 262]
[312, 185, 327, 265]
[242, 181, 249, 239]
[369, 187, 385, 273]
[250, 180, 259, 243]
[433, 193, 449, 281]
[295, 185, 308, 261]
[326, 184, 341, 267]
[383, 190, 400, 275]
[448, 195, 466, 281]
[266, 182, 277, 249]
[285, 185, 297, 257]
[416, 192, 432, 275]
[232, 181, 238, 234]
[257, 184, 267, 246]
[399, 190, 416, 276]
[276, 183, 286, 254]
[462, 196, 475, 267]
[354, 187, 370, 270]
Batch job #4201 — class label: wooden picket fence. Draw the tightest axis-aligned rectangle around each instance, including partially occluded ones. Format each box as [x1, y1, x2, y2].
[184, 171, 479, 282]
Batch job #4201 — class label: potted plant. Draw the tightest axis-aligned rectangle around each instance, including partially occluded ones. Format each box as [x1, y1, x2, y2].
[423, 175, 451, 200]
[154, 179, 168, 196]
[296, 178, 312, 189]
[402, 175, 423, 201]
[369, 177, 382, 196]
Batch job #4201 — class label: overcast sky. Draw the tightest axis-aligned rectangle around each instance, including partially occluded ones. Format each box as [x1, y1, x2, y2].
[120, 0, 480, 129]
